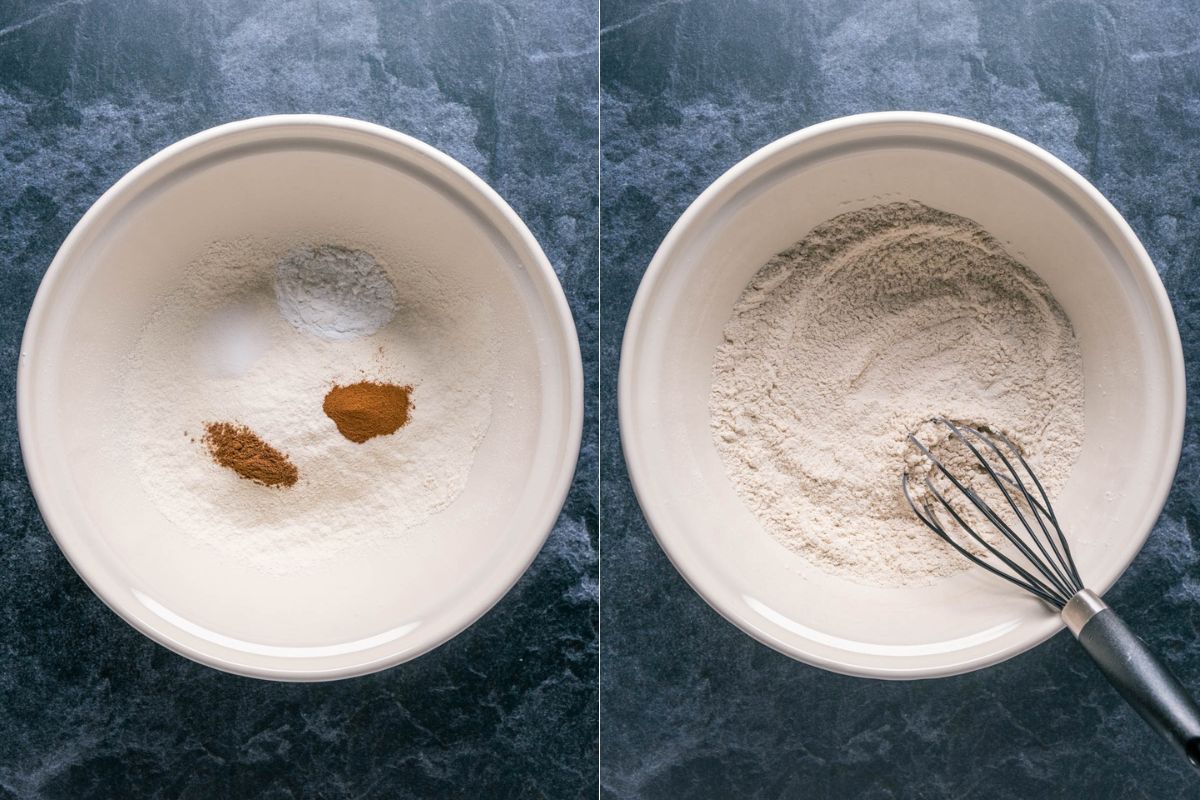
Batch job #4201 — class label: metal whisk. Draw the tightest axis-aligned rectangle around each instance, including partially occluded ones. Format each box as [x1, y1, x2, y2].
[903, 418, 1200, 768]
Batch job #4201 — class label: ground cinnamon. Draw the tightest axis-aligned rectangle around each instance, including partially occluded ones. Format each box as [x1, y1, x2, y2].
[323, 381, 413, 443]
[203, 422, 298, 487]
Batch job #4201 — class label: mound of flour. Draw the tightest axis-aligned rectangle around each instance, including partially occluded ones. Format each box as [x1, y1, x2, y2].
[709, 202, 1085, 586]
[120, 238, 496, 574]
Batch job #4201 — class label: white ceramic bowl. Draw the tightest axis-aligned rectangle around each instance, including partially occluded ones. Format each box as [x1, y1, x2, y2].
[620, 111, 1184, 679]
[19, 115, 582, 681]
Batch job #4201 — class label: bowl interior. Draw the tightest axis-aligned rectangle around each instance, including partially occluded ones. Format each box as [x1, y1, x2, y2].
[20, 118, 579, 679]
[622, 115, 1182, 678]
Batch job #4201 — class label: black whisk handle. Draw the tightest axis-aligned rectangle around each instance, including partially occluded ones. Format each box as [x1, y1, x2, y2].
[1064, 590, 1200, 768]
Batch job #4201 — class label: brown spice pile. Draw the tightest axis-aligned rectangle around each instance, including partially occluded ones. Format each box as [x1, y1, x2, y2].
[203, 422, 298, 487]
[323, 381, 413, 443]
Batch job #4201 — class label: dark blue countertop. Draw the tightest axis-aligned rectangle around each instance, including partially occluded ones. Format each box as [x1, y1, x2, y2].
[0, 1, 597, 797]
[600, 1, 1200, 797]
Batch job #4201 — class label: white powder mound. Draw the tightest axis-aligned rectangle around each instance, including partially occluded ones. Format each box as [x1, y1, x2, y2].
[121, 238, 496, 575]
[709, 202, 1085, 587]
[274, 244, 398, 340]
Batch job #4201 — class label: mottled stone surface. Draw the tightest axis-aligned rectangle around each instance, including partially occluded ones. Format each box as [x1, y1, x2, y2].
[0, 1, 597, 798]
[600, 0, 1200, 797]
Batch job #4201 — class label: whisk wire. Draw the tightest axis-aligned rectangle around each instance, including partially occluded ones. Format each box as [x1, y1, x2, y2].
[945, 423, 1078, 600]
[902, 417, 1084, 609]
[986, 428, 1084, 589]
[906, 474, 1067, 607]
[906, 432, 1073, 599]
[955, 424, 1083, 593]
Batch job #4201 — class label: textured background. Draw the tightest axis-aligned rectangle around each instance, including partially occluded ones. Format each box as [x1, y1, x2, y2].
[601, 0, 1200, 797]
[0, 1, 597, 798]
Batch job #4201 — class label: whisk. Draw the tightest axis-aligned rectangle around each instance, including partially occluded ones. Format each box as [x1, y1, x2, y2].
[903, 417, 1200, 767]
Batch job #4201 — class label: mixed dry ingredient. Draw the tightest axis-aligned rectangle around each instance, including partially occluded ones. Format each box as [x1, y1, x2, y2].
[710, 201, 1085, 586]
[122, 238, 496, 574]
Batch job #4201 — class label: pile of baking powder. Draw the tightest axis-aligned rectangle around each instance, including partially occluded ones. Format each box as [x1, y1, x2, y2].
[710, 202, 1085, 586]
[121, 237, 496, 574]
[274, 244, 398, 340]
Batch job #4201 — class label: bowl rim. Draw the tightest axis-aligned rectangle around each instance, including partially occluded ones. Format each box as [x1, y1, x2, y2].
[17, 113, 584, 681]
[618, 110, 1186, 679]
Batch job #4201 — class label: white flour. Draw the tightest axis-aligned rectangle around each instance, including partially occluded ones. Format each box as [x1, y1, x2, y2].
[121, 238, 496, 574]
[710, 202, 1085, 586]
